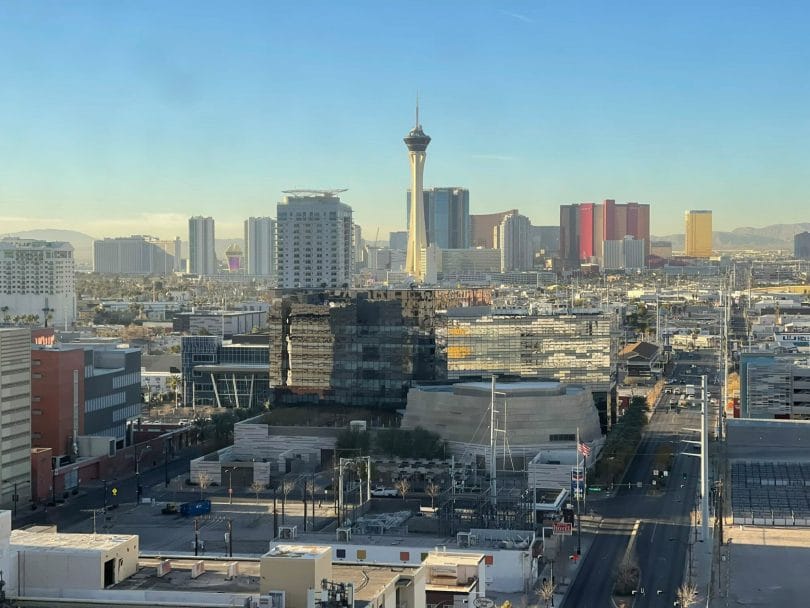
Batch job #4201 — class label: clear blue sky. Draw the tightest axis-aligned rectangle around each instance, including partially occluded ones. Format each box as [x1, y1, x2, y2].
[1, 0, 809, 239]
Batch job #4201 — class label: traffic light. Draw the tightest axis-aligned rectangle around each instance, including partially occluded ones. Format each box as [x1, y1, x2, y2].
[562, 508, 575, 524]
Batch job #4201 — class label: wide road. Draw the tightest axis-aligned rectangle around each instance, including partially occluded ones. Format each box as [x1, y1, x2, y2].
[563, 352, 715, 608]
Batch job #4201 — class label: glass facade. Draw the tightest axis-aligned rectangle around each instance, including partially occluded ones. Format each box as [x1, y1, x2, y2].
[407, 188, 470, 250]
[442, 312, 618, 391]
[182, 335, 271, 408]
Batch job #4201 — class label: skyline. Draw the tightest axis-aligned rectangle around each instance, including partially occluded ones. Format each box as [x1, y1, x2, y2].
[2, 1, 810, 239]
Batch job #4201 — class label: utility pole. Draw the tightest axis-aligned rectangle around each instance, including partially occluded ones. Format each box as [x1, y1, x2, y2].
[194, 518, 200, 556]
[225, 518, 233, 557]
[701, 374, 709, 540]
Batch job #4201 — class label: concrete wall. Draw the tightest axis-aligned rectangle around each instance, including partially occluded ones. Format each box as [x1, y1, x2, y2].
[14, 588, 254, 607]
[260, 548, 332, 607]
[0, 511, 17, 597]
[15, 534, 139, 592]
[403, 385, 601, 453]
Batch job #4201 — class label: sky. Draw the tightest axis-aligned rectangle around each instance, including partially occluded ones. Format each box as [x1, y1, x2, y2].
[1, 0, 809, 240]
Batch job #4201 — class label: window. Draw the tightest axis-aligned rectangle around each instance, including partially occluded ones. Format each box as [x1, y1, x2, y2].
[399, 551, 409, 561]
[549, 434, 576, 442]
[336, 549, 346, 558]
[356, 549, 366, 560]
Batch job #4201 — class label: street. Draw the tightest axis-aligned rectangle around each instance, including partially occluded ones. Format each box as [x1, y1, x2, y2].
[563, 350, 716, 607]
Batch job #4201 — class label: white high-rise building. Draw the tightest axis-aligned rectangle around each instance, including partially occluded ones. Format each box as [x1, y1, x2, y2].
[155, 237, 182, 272]
[93, 235, 176, 275]
[603, 236, 646, 270]
[244, 217, 276, 277]
[494, 213, 533, 271]
[0, 239, 75, 327]
[404, 105, 431, 282]
[276, 190, 354, 289]
[188, 216, 216, 275]
[0, 328, 31, 511]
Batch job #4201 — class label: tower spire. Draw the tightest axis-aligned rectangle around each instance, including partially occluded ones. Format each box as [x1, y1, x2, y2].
[415, 92, 420, 128]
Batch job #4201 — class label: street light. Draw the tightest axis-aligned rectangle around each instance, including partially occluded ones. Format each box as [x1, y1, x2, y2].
[136, 445, 152, 503]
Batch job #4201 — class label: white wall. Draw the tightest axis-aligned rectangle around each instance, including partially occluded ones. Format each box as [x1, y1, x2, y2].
[268, 541, 532, 593]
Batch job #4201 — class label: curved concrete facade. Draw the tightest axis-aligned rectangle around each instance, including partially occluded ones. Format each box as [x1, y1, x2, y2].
[402, 381, 601, 457]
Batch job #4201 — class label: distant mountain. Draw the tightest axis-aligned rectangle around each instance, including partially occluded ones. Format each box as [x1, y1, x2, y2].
[1, 229, 96, 267]
[653, 222, 810, 252]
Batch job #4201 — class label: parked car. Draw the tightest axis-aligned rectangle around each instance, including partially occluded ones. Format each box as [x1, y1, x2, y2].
[370, 487, 398, 498]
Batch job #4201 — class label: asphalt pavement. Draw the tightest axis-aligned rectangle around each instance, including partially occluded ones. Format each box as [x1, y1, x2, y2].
[563, 352, 716, 608]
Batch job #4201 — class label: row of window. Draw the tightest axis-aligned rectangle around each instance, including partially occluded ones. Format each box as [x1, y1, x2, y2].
[112, 371, 140, 389]
[85, 391, 127, 413]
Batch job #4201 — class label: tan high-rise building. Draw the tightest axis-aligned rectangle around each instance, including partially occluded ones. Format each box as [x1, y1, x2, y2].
[685, 210, 713, 257]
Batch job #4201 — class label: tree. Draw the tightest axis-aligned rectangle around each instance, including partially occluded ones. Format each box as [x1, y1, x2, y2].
[675, 583, 698, 607]
[281, 479, 296, 524]
[614, 557, 640, 596]
[537, 579, 556, 608]
[197, 471, 211, 499]
[250, 480, 264, 504]
[426, 481, 440, 509]
[394, 477, 410, 501]
[336, 428, 371, 456]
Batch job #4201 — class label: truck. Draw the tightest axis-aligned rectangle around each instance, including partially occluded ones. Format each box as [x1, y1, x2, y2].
[684, 385, 697, 398]
[180, 499, 211, 517]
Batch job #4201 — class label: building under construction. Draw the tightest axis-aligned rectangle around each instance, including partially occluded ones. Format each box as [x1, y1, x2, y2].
[268, 289, 491, 408]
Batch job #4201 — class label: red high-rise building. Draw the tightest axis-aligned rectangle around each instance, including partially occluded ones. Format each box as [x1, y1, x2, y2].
[578, 203, 595, 260]
[559, 199, 651, 263]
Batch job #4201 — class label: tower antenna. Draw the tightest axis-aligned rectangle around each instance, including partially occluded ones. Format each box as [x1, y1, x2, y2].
[416, 92, 420, 128]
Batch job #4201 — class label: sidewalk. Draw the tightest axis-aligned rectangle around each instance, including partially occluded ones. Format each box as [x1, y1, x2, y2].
[539, 532, 594, 607]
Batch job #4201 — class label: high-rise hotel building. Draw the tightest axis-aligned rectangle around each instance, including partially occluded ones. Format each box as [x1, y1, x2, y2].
[0, 328, 31, 510]
[0, 238, 75, 327]
[685, 210, 713, 258]
[406, 187, 470, 250]
[93, 235, 176, 275]
[188, 216, 216, 275]
[559, 200, 650, 265]
[276, 191, 354, 289]
[244, 217, 276, 277]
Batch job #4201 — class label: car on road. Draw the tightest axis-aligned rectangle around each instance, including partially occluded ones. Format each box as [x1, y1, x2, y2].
[370, 487, 398, 498]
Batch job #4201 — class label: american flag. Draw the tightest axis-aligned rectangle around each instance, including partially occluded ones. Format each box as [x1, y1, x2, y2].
[578, 442, 591, 457]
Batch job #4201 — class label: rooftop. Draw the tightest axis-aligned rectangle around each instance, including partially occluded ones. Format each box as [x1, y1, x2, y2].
[11, 530, 137, 553]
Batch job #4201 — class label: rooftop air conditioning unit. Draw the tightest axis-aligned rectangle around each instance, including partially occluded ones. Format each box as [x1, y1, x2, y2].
[349, 420, 367, 432]
[279, 525, 297, 540]
[336, 527, 352, 543]
[259, 591, 286, 608]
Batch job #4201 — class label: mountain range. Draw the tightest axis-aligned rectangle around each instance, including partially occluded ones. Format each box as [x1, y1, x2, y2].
[3, 221, 809, 267]
[653, 222, 810, 251]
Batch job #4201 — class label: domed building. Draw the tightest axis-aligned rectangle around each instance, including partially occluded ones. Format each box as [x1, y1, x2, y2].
[402, 379, 601, 468]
